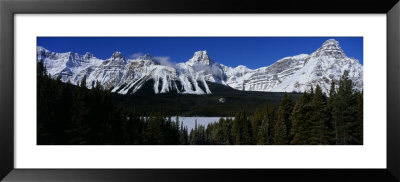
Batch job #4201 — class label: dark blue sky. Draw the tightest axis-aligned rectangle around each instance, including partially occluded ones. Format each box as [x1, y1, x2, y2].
[37, 37, 363, 69]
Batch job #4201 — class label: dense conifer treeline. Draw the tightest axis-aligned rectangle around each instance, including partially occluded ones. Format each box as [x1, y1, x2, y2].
[37, 61, 362, 145]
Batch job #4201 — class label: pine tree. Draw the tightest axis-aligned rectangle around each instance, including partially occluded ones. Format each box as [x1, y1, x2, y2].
[189, 120, 199, 144]
[37, 59, 47, 77]
[274, 116, 288, 145]
[70, 78, 91, 144]
[354, 91, 363, 144]
[332, 70, 357, 145]
[123, 109, 144, 144]
[109, 106, 125, 144]
[257, 102, 274, 145]
[145, 113, 161, 144]
[52, 74, 72, 144]
[250, 108, 262, 144]
[179, 121, 188, 144]
[232, 110, 251, 144]
[37, 61, 71, 144]
[266, 104, 277, 144]
[80, 75, 87, 88]
[290, 92, 313, 144]
[274, 93, 294, 144]
[309, 85, 329, 144]
[326, 80, 337, 144]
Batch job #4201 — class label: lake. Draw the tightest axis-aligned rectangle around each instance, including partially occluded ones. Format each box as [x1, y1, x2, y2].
[171, 117, 233, 131]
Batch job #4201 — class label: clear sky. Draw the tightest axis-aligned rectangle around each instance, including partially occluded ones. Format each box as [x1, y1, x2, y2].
[37, 37, 363, 69]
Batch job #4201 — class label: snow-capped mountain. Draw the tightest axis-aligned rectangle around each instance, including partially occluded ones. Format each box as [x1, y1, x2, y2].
[270, 39, 363, 93]
[37, 39, 363, 95]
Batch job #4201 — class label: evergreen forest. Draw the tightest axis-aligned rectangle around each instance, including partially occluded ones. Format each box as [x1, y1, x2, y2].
[37, 61, 363, 145]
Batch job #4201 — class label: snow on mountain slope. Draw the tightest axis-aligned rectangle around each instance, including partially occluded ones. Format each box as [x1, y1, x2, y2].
[221, 39, 362, 94]
[179, 50, 226, 84]
[270, 39, 363, 93]
[37, 46, 103, 84]
[224, 54, 309, 91]
[37, 39, 363, 95]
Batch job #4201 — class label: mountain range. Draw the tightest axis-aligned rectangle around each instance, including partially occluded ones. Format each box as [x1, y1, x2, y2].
[37, 39, 363, 95]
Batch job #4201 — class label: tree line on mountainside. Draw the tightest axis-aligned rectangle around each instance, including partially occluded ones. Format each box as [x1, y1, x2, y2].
[112, 80, 294, 117]
[37, 60, 362, 145]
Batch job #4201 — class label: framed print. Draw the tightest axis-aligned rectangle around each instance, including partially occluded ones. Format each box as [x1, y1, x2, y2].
[1, 0, 400, 181]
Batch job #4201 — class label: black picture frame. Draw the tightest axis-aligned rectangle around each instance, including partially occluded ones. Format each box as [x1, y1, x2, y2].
[1, 0, 399, 181]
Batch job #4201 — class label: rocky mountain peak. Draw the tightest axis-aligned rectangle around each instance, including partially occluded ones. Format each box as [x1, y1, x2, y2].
[322, 39, 340, 46]
[83, 52, 93, 59]
[187, 50, 214, 66]
[140, 53, 154, 60]
[37, 46, 49, 53]
[111, 51, 124, 59]
[313, 39, 346, 59]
